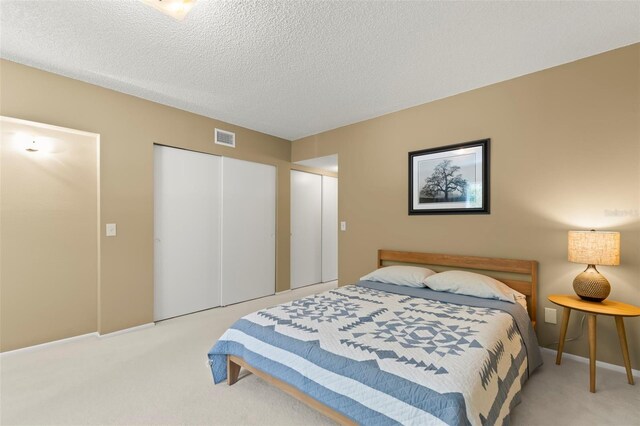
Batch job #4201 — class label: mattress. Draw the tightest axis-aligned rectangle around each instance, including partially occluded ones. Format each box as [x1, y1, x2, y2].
[208, 281, 542, 425]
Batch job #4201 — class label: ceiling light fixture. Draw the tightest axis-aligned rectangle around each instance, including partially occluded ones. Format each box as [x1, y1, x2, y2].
[140, 0, 195, 21]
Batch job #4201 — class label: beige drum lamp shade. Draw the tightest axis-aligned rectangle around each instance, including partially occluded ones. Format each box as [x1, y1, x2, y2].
[568, 230, 620, 302]
[568, 230, 620, 266]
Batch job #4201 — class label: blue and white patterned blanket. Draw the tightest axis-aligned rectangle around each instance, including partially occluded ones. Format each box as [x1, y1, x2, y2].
[208, 281, 541, 425]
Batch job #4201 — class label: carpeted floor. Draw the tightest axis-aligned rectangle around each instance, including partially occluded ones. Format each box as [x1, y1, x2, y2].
[1, 281, 638, 425]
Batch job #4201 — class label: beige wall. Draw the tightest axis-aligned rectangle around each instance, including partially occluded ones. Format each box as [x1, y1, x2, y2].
[0, 59, 292, 348]
[1, 120, 98, 351]
[292, 44, 640, 368]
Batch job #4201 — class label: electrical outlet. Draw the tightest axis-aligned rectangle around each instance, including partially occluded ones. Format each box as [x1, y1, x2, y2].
[545, 308, 557, 324]
[106, 223, 117, 237]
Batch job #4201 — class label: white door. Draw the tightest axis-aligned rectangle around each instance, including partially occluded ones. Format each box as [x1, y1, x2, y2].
[221, 157, 276, 305]
[154, 146, 221, 321]
[322, 176, 338, 282]
[290, 170, 322, 289]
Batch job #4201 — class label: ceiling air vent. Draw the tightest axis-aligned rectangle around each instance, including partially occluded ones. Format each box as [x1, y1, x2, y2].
[215, 128, 235, 148]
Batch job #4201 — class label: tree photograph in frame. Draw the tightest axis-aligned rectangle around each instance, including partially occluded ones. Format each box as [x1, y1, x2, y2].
[409, 139, 490, 215]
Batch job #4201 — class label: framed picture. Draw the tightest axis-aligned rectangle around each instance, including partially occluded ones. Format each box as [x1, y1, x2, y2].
[409, 139, 490, 215]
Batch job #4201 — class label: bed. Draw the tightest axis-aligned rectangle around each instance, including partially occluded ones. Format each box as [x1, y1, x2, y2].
[208, 250, 542, 425]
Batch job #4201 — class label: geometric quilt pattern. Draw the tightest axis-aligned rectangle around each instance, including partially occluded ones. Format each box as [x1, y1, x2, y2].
[231, 283, 528, 425]
[253, 286, 516, 377]
[280, 294, 360, 323]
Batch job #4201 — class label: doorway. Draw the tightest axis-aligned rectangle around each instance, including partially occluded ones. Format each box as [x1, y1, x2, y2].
[290, 154, 338, 289]
[0, 116, 100, 352]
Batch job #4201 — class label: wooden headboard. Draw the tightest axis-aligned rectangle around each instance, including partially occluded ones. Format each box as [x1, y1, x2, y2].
[378, 250, 538, 328]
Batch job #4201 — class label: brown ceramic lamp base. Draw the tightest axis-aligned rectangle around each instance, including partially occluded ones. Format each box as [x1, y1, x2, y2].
[573, 264, 610, 302]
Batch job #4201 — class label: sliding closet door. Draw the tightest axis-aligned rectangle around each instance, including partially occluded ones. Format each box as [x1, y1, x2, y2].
[290, 170, 322, 289]
[322, 176, 338, 282]
[221, 157, 276, 305]
[154, 146, 221, 321]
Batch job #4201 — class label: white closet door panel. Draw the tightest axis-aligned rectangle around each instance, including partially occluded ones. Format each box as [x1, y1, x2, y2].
[322, 176, 338, 282]
[221, 157, 276, 305]
[290, 170, 322, 289]
[154, 146, 221, 321]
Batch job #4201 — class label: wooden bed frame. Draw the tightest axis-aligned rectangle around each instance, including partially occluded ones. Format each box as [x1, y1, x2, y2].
[226, 250, 538, 425]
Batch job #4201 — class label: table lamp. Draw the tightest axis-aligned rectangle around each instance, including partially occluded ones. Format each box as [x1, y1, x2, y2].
[568, 230, 620, 302]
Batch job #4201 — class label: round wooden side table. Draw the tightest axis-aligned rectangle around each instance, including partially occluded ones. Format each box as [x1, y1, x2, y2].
[548, 294, 640, 393]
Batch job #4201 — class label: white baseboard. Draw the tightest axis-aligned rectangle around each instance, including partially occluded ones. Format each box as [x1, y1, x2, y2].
[99, 322, 154, 338]
[1, 323, 156, 355]
[540, 347, 640, 378]
[275, 289, 292, 295]
[1, 332, 99, 356]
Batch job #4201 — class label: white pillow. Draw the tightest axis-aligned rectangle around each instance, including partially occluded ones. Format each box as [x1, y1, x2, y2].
[515, 293, 528, 312]
[360, 265, 436, 287]
[424, 270, 522, 303]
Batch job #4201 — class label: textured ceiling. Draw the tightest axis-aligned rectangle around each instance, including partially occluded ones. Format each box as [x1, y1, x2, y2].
[1, 1, 639, 140]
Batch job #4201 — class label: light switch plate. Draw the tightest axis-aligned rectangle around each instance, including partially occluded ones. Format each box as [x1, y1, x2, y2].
[106, 223, 117, 237]
[545, 308, 557, 324]
[340, 221, 347, 231]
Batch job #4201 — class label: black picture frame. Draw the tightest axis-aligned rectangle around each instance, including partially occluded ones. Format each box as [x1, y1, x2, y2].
[409, 139, 490, 215]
